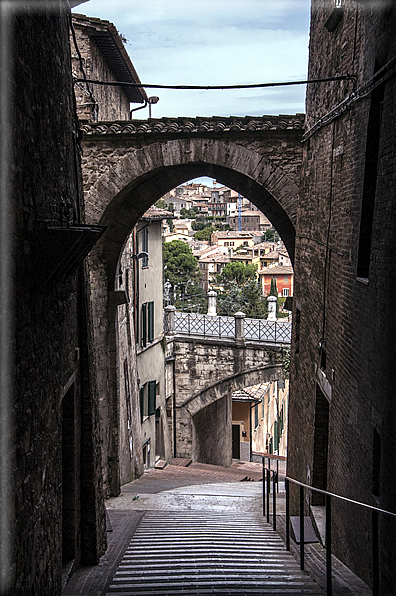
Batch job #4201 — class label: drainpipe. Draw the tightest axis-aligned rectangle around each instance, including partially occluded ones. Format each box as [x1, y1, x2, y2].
[130, 100, 148, 119]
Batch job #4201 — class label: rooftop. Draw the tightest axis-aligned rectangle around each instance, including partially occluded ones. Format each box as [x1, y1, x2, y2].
[141, 206, 174, 221]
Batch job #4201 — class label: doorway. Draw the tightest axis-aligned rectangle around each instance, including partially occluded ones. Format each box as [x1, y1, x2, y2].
[232, 424, 241, 460]
[311, 385, 329, 506]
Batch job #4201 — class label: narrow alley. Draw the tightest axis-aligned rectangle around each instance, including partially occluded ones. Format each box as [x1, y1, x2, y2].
[63, 462, 370, 596]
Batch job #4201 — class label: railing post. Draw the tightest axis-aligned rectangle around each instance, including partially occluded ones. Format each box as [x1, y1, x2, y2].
[300, 485, 305, 571]
[262, 457, 265, 517]
[234, 311, 245, 341]
[266, 469, 270, 524]
[164, 305, 176, 335]
[272, 472, 277, 531]
[267, 295, 277, 321]
[372, 509, 379, 596]
[207, 290, 217, 316]
[326, 494, 332, 596]
[285, 479, 290, 551]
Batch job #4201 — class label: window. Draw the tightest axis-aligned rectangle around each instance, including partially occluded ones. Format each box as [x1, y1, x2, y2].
[284, 275, 288, 283]
[283, 288, 290, 297]
[254, 403, 259, 429]
[141, 301, 154, 346]
[357, 65, 384, 280]
[141, 227, 149, 267]
[148, 380, 157, 416]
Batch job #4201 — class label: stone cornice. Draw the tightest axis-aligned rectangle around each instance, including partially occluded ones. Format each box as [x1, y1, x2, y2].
[80, 114, 305, 136]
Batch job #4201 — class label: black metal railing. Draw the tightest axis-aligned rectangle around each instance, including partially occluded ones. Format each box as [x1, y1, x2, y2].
[261, 459, 396, 595]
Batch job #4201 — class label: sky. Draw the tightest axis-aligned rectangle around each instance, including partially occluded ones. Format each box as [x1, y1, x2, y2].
[74, 0, 312, 122]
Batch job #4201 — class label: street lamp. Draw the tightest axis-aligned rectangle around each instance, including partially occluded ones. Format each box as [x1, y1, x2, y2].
[148, 96, 160, 118]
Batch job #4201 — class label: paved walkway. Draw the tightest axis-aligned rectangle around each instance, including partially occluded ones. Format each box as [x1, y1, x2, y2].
[63, 461, 370, 596]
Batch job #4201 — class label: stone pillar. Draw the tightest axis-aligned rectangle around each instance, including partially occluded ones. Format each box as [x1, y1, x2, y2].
[267, 295, 277, 321]
[164, 305, 176, 335]
[234, 311, 245, 340]
[207, 290, 217, 316]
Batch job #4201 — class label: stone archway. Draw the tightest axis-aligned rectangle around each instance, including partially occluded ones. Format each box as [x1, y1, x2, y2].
[82, 133, 302, 495]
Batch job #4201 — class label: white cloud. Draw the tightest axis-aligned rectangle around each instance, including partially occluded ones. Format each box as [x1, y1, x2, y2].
[75, 0, 311, 117]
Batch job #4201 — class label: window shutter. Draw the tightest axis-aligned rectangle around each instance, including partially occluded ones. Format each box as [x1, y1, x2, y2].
[142, 303, 147, 347]
[148, 380, 156, 416]
[254, 404, 259, 429]
[148, 301, 154, 343]
[274, 420, 279, 451]
[139, 387, 145, 422]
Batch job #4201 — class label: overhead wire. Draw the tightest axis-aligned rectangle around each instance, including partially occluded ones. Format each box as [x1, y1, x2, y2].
[74, 75, 355, 92]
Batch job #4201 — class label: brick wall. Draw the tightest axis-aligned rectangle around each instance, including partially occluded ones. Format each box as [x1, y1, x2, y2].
[288, 0, 396, 591]
[10, 6, 106, 593]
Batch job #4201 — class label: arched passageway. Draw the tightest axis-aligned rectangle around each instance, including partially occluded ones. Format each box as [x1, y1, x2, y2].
[82, 128, 302, 495]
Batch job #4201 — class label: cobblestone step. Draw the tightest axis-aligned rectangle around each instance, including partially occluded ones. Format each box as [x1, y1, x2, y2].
[105, 511, 324, 595]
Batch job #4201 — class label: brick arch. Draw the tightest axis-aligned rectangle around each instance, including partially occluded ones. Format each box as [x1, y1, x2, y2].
[184, 363, 284, 418]
[186, 363, 284, 467]
[84, 137, 301, 283]
[82, 131, 301, 492]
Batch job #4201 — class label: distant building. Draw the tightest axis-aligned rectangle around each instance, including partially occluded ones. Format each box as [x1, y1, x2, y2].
[227, 210, 271, 232]
[232, 381, 288, 461]
[211, 230, 264, 249]
[118, 207, 173, 472]
[197, 247, 230, 292]
[258, 265, 294, 297]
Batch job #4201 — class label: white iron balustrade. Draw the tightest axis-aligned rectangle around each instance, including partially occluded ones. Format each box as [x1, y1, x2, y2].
[164, 309, 291, 345]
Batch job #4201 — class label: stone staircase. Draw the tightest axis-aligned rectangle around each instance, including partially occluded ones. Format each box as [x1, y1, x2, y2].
[105, 510, 324, 595]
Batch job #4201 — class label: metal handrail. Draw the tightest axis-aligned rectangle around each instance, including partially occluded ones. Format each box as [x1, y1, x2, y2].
[263, 471, 396, 595]
[262, 458, 278, 529]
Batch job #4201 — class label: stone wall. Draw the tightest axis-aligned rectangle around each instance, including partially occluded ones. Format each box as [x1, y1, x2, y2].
[71, 16, 131, 121]
[9, 6, 105, 593]
[168, 335, 285, 464]
[288, 0, 396, 591]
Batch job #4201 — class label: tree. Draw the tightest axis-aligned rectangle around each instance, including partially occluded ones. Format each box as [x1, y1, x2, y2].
[218, 262, 257, 285]
[180, 207, 197, 219]
[217, 281, 242, 316]
[163, 240, 200, 299]
[154, 199, 167, 209]
[264, 227, 280, 242]
[217, 278, 268, 318]
[193, 225, 216, 242]
[240, 279, 268, 318]
[270, 276, 278, 297]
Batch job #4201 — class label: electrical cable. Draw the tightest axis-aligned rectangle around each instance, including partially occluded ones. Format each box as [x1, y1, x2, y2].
[74, 75, 355, 92]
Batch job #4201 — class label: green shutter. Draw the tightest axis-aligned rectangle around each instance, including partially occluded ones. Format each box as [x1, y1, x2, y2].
[274, 420, 279, 451]
[148, 301, 154, 343]
[142, 303, 147, 347]
[148, 381, 156, 416]
[140, 387, 145, 422]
